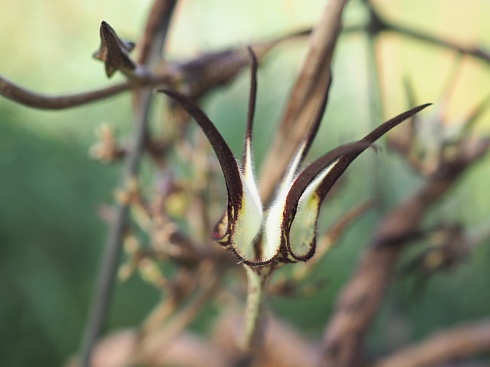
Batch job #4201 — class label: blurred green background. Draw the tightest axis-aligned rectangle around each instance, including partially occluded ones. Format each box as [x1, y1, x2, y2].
[1, 1, 490, 366]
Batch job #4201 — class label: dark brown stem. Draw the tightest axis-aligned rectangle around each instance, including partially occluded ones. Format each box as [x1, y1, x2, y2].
[0, 76, 131, 109]
[364, 16, 385, 210]
[137, 0, 178, 65]
[0, 72, 181, 110]
[79, 89, 153, 367]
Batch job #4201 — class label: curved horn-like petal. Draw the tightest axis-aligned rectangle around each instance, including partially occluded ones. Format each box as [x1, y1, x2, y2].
[159, 89, 243, 244]
[208, 49, 262, 244]
[263, 142, 369, 263]
[275, 73, 333, 199]
[224, 48, 264, 263]
[286, 103, 431, 261]
[240, 46, 263, 229]
[160, 66, 264, 262]
[243, 47, 258, 160]
[283, 142, 371, 260]
[316, 103, 432, 202]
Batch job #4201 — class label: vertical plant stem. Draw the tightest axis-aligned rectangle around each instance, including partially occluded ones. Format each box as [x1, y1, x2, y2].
[79, 89, 152, 367]
[365, 29, 385, 209]
[240, 266, 270, 351]
[79, 2, 178, 366]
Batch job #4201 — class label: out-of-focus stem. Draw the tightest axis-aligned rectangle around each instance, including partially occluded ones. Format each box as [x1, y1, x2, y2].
[79, 2, 178, 366]
[240, 266, 270, 351]
[79, 88, 152, 367]
[365, 21, 385, 209]
[259, 0, 349, 204]
[344, 5, 490, 65]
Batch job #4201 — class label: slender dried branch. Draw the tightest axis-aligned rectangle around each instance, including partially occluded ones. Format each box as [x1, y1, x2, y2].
[320, 138, 490, 367]
[388, 20, 490, 65]
[79, 90, 153, 367]
[137, 0, 178, 64]
[345, 4, 490, 65]
[0, 28, 307, 110]
[259, 0, 349, 203]
[177, 29, 310, 101]
[364, 10, 385, 207]
[0, 76, 131, 109]
[373, 320, 490, 367]
[79, 2, 178, 367]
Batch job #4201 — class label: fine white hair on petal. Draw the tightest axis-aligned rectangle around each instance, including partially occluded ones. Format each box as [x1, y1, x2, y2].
[262, 144, 308, 262]
[263, 199, 284, 262]
[242, 140, 262, 214]
[276, 142, 306, 200]
[230, 170, 264, 261]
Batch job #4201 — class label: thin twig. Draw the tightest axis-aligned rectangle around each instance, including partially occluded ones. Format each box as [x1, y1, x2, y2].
[0, 29, 308, 111]
[344, 4, 490, 65]
[137, 0, 178, 64]
[79, 2, 178, 366]
[389, 21, 490, 65]
[364, 8, 385, 210]
[0, 76, 131, 109]
[79, 88, 153, 367]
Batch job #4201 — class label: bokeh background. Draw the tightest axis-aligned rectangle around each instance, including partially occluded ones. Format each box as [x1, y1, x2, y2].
[1, 1, 489, 366]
